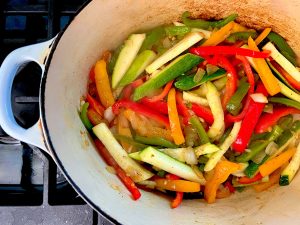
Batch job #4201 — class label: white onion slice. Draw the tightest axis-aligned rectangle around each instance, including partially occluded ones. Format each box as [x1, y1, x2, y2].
[104, 106, 115, 122]
[250, 93, 268, 103]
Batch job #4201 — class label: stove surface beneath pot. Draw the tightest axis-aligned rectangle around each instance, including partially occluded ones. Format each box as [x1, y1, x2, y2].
[0, 0, 115, 224]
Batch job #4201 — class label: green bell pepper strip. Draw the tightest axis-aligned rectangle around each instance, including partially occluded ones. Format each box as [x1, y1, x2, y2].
[114, 134, 148, 150]
[189, 116, 210, 145]
[139, 26, 166, 52]
[226, 79, 250, 116]
[134, 135, 177, 148]
[269, 97, 300, 110]
[236, 125, 283, 163]
[182, 11, 238, 30]
[250, 132, 269, 142]
[165, 25, 191, 36]
[267, 31, 297, 66]
[226, 31, 258, 43]
[80, 102, 93, 130]
[174, 68, 226, 91]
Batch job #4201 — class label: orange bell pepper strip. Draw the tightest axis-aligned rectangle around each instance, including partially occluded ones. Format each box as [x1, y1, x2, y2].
[155, 179, 201, 192]
[259, 147, 296, 177]
[204, 161, 241, 204]
[148, 80, 174, 102]
[94, 60, 115, 108]
[202, 21, 235, 46]
[252, 168, 281, 192]
[255, 28, 272, 45]
[167, 88, 185, 145]
[248, 37, 281, 96]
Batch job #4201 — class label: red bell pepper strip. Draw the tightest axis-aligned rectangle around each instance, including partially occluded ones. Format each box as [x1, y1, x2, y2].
[112, 99, 170, 127]
[86, 94, 105, 117]
[94, 139, 141, 200]
[140, 98, 168, 115]
[166, 174, 180, 180]
[232, 82, 268, 153]
[175, 92, 190, 125]
[270, 60, 300, 90]
[224, 181, 235, 193]
[238, 173, 263, 184]
[225, 55, 255, 123]
[191, 104, 214, 125]
[171, 192, 183, 209]
[190, 46, 270, 58]
[122, 78, 144, 99]
[255, 107, 300, 133]
[225, 96, 251, 123]
[148, 80, 174, 102]
[165, 174, 183, 208]
[236, 55, 255, 93]
[89, 66, 95, 82]
[217, 56, 238, 109]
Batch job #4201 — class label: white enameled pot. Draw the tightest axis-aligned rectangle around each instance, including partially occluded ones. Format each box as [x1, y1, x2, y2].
[1, 0, 300, 224]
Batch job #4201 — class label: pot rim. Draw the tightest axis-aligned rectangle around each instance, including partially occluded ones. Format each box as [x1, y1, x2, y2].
[40, 1, 122, 224]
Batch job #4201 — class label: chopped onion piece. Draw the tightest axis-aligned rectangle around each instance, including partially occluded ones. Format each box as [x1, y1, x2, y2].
[206, 64, 219, 76]
[250, 93, 268, 103]
[137, 180, 156, 189]
[232, 163, 248, 177]
[173, 21, 185, 26]
[193, 68, 206, 83]
[104, 106, 115, 122]
[184, 148, 198, 165]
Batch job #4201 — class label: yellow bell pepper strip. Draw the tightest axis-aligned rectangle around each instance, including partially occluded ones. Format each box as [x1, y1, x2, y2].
[231, 22, 249, 33]
[259, 147, 296, 177]
[247, 37, 281, 96]
[202, 21, 235, 46]
[94, 60, 115, 108]
[154, 179, 201, 192]
[255, 28, 272, 45]
[204, 161, 241, 203]
[167, 88, 185, 145]
[252, 168, 281, 192]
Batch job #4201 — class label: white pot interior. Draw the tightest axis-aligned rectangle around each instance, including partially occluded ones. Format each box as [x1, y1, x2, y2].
[43, 0, 300, 224]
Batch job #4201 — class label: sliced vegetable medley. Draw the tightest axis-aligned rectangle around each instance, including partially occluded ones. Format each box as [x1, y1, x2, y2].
[80, 12, 300, 208]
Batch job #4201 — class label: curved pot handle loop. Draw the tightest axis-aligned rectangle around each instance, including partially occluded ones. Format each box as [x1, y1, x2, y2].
[0, 38, 56, 152]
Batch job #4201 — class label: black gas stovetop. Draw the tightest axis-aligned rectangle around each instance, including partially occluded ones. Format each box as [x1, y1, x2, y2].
[0, 1, 113, 224]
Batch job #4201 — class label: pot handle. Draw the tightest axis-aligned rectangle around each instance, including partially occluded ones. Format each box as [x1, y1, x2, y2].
[0, 38, 56, 151]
